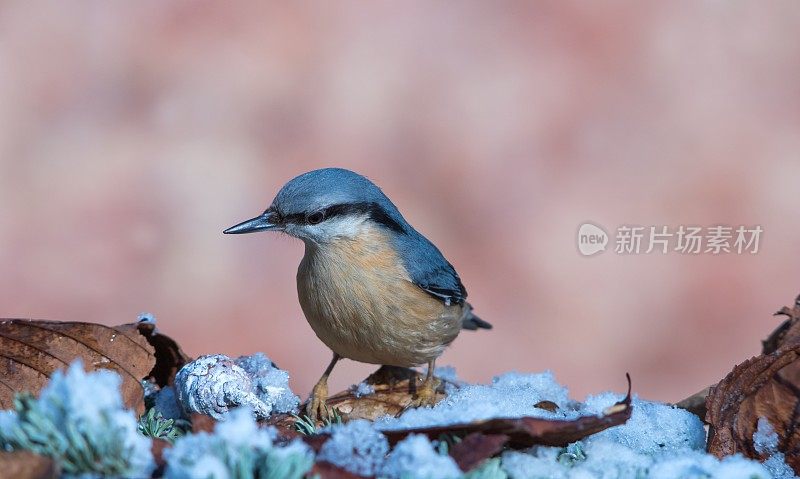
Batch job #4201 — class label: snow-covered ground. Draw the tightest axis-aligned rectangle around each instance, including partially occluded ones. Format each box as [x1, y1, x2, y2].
[1, 359, 795, 479]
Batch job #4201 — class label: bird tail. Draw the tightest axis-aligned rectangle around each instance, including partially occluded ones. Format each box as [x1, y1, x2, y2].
[461, 303, 492, 330]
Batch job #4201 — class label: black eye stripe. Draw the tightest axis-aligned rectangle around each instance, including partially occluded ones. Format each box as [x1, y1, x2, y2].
[278, 202, 406, 234]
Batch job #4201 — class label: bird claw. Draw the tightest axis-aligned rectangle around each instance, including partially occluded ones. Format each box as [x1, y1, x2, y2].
[397, 377, 440, 417]
[305, 381, 330, 422]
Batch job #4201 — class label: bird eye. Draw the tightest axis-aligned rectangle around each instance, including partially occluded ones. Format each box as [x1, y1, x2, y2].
[307, 211, 325, 225]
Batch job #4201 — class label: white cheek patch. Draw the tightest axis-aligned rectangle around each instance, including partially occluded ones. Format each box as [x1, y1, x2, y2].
[318, 215, 370, 239]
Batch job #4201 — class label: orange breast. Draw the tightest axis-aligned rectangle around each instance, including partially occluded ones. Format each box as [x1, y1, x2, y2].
[296, 226, 462, 366]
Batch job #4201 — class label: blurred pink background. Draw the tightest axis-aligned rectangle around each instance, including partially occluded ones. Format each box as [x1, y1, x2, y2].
[1, 1, 798, 403]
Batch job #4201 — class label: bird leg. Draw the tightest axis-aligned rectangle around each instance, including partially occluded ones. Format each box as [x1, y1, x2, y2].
[306, 352, 340, 422]
[408, 359, 440, 409]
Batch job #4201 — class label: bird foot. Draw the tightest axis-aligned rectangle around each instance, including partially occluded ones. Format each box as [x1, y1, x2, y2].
[398, 377, 441, 416]
[306, 381, 329, 422]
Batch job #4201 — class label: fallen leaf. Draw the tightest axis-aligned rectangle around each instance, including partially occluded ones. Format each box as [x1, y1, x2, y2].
[382, 375, 632, 448]
[764, 293, 800, 354]
[136, 320, 190, 387]
[674, 386, 711, 421]
[533, 400, 559, 413]
[0, 318, 189, 414]
[309, 462, 366, 479]
[706, 294, 800, 473]
[0, 450, 58, 479]
[449, 433, 509, 472]
[269, 366, 453, 431]
[190, 413, 217, 434]
[271, 368, 632, 452]
[151, 438, 171, 469]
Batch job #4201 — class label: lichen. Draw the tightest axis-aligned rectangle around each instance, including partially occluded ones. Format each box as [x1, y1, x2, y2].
[163, 407, 313, 479]
[0, 361, 154, 477]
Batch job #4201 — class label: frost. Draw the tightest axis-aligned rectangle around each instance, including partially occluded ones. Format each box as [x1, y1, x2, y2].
[0, 360, 154, 478]
[753, 417, 796, 479]
[649, 451, 773, 479]
[754, 417, 779, 455]
[235, 352, 300, 414]
[351, 381, 375, 398]
[496, 391, 772, 479]
[175, 353, 298, 420]
[381, 434, 462, 479]
[317, 419, 390, 476]
[164, 407, 312, 479]
[137, 312, 156, 323]
[502, 443, 773, 479]
[582, 394, 707, 455]
[465, 458, 508, 479]
[376, 371, 576, 431]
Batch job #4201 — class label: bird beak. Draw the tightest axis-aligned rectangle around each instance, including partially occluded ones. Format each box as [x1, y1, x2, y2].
[223, 213, 280, 234]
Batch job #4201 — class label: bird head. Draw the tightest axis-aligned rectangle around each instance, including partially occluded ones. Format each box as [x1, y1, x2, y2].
[223, 168, 408, 244]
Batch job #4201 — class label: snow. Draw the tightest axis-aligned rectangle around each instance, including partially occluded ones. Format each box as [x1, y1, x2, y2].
[753, 417, 797, 479]
[351, 381, 375, 397]
[581, 394, 706, 455]
[235, 352, 300, 414]
[381, 434, 462, 479]
[137, 312, 156, 323]
[503, 445, 774, 479]
[317, 419, 390, 476]
[174, 353, 299, 420]
[3, 357, 792, 479]
[376, 371, 578, 431]
[165, 407, 312, 479]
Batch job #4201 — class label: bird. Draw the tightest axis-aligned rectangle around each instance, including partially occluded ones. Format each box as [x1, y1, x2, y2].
[224, 168, 491, 420]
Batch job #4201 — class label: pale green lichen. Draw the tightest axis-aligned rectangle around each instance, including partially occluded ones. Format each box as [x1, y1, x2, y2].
[164, 407, 314, 479]
[0, 361, 154, 477]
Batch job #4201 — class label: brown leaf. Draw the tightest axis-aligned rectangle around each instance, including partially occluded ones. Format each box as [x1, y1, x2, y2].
[0, 451, 58, 479]
[191, 413, 217, 433]
[533, 400, 559, 413]
[135, 320, 190, 387]
[328, 366, 450, 420]
[706, 295, 800, 474]
[308, 461, 367, 479]
[271, 368, 632, 453]
[151, 438, 171, 469]
[0, 318, 189, 415]
[0, 319, 156, 413]
[674, 386, 712, 421]
[382, 376, 632, 448]
[764, 293, 800, 354]
[449, 433, 509, 472]
[269, 366, 452, 432]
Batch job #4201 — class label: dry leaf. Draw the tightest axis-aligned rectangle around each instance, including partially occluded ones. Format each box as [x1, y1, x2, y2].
[272, 368, 632, 453]
[449, 433, 509, 472]
[382, 378, 631, 448]
[764, 293, 800, 354]
[309, 461, 366, 479]
[269, 366, 454, 431]
[706, 295, 800, 473]
[0, 451, 58, 479]
[0, 319, 189, 414]
[136, 320, 190, 387]
[674, 386, 711, 421]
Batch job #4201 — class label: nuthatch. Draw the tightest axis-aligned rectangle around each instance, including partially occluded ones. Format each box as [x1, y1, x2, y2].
[224, 168, 490, 419]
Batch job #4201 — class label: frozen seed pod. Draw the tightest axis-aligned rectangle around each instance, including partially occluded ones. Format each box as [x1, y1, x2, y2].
[175, 354, 272, 420]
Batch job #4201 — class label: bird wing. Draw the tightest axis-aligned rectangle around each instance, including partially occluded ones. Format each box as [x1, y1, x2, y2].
[394, 231, 467, 306]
